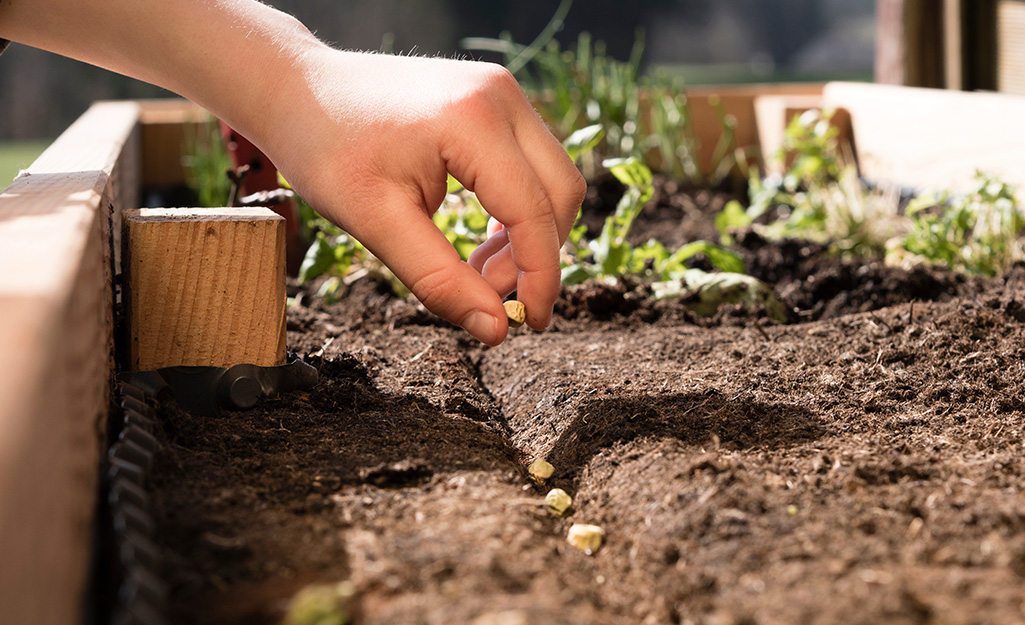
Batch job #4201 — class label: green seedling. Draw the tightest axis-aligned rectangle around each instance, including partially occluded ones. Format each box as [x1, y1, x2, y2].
[719, 108, 1024, 278]
[891, 172, 1024, 276]
[284, 581, 358, 625]
[562, 157, 744, 288]
[652, 269, 786, 322]
[717, 109, 899, 259]
[465, 20, 736, 185]
[181, 114, 232, 208]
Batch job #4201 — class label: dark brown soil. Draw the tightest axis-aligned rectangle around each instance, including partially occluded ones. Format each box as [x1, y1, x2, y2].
[150, 180, 1025, 625]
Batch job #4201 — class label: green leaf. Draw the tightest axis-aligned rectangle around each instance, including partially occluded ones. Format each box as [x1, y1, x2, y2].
[448, 233, 478, 261]
[446, 174, 464, 194]
[603, 157, 654, 202]
[563, 124, 605, 162]
[628, 239, 669, 274]
[561, 264, 595, 285]
[715, 200, 754, 241]
[568, 220, 588, 246]
[666, 241, 745, 275]
[298, 232, 338, 285]
[316, 276, 345, 305]
[654, 269, 786, 322]
[463, 207, 490, 233]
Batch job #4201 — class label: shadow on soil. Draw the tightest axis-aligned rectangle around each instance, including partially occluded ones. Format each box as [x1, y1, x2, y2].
[546, 389, 824, 480]
[292, 361, 520, 489]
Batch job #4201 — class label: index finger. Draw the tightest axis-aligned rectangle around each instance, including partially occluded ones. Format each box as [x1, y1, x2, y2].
[454, 141, 563, 330]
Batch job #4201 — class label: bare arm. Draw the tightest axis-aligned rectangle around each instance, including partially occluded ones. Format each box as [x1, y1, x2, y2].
[0, 0, 585, 345]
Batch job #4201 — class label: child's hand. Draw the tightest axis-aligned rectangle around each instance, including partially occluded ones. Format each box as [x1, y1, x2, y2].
[260, 51, 586, 345]
[0, 0, 586, 345]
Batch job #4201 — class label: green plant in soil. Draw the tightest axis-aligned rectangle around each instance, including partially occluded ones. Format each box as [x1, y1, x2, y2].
[718, 108, 1025, 276]
[463, 11, 736, 186]
[562, 156, 743, 285]
[889, 173, 1024, 276]
[181, 114, 232, 208]
[717, 108, 899, 258]
[561, 156, 785, 321]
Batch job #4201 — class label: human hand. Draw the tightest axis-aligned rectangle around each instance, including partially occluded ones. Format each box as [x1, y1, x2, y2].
[255, 50, 586, 345]
[0, 0, 585, 345]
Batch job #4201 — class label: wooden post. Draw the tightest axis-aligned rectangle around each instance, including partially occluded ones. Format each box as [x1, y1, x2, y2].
[944, 0, 965, 89]
[123, 207, 287, 371]
[875, 0, 945, 87]
[998, 0, 1025, 94]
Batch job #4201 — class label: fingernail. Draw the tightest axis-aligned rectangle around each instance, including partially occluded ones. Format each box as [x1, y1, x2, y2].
[462, 311, 500, 345]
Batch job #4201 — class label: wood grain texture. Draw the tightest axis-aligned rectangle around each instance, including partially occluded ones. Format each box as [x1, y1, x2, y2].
[998, 0, 1025, 95]
[823, 81, 1025, 193]
[124, 207, 286, 370]
[0, 101, 141, 625]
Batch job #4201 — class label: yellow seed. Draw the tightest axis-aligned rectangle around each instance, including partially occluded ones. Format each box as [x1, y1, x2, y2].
[567, 523, 604, 555]
[527, 458, 555, 485]
[504, 300, 526, 328]
[545, 488, 573, 516]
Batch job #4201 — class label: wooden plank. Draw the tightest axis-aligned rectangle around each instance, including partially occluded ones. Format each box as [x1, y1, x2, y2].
[875, 0, 945, 87]
[123, 207, 286, 371]
[998, 0, 1025, 95]
[753, 94, 825, 175]
[684, 83, 825, 176]
[944, 0, 965, 89]
[138, 98, 208, 189]
[822, 81, 1025, 193]
[876, 0, 908, 84]
[0, 101, 141, 625]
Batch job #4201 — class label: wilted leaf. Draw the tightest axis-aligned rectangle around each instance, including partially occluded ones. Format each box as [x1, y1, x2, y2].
[654, 269, 786, 322]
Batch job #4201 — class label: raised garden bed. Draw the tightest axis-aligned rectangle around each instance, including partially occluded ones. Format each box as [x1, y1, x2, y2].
[3, 83, 1025, 625]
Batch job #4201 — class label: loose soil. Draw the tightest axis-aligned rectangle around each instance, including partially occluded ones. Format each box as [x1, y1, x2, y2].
[151, 178, 1025, 625]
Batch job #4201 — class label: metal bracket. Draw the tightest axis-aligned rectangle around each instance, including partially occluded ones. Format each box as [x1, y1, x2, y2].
[119, 352, 318, 417]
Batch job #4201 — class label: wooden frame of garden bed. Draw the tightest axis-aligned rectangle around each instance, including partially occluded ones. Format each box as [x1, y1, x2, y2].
[2, 81, 1024, 624]
[0, 99, 201, 625]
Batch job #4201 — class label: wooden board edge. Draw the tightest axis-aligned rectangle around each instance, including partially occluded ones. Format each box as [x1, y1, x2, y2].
[0, 101, 142, 625]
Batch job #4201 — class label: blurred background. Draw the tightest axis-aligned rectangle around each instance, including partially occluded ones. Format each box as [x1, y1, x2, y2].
[0, 0, 876, 180]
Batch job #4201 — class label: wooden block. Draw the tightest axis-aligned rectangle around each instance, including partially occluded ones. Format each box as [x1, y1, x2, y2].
[123, 207, 287, 370]
[823, 81, 1025, 193]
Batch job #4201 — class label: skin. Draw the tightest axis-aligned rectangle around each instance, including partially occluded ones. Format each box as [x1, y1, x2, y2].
[0, 0, 586, 345]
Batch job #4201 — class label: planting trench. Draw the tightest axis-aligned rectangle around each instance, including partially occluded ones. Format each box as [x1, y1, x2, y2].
[141, 184, 1025, 625]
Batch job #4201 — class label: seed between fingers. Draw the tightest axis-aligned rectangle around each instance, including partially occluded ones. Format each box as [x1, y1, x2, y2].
[504, 300, 526, 328]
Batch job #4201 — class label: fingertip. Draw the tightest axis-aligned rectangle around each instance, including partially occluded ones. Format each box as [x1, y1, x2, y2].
[527, 305, 553, 332]
[461, 309, 508, 346]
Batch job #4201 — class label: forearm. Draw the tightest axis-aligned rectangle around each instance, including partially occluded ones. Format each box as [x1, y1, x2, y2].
[0, 0, 324, 147]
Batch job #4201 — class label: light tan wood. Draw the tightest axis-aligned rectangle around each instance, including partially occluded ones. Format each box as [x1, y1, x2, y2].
[124, 207, 287, 370]
[683, 83, 825, 176]
[823, 81, 1025, 193]
[138, 98, 209, 188]
[944, 0, 964, 90]
[998, 0, 1025, 95]
[875, 0, 944, 87]
[632, 83, 825, 177]
[0, 101, 141, 625]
